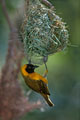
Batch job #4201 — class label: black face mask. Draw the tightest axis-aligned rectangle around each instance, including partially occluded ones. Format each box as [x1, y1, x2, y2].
[25, 64, 39, 73]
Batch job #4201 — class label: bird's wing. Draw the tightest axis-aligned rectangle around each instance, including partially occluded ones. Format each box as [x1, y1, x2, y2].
[28, 73, 50, 94]
[29, 72, 48, 84]
[38, 80, 50, 95]
[23, 75, 50, 95]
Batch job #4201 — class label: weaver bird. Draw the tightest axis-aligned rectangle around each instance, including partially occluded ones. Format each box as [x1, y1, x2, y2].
[21, 64, 54, 107]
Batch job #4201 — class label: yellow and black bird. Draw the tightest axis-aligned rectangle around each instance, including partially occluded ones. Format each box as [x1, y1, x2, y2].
[21, 64, 54, 107]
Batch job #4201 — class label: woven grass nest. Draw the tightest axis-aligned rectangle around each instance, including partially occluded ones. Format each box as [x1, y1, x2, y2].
[19, 0, 69, 64]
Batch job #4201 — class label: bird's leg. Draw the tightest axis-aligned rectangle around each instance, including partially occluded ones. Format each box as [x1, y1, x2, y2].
[43, 62, 48, 78]
[28, 59, 31, 64]
[43, 56, 48, 78]
[26, 54, 31, 64]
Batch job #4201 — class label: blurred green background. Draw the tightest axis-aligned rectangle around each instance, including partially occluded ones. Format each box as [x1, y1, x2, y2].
[0, 0, 80, 120]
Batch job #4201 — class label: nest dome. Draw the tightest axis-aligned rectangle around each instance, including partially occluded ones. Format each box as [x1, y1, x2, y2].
[20, 0, 69, 64]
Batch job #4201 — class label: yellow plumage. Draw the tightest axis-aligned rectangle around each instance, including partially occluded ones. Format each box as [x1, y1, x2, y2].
[21, 64, 54, 107]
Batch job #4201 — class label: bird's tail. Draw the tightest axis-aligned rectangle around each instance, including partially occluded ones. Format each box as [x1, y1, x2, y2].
[41, 94, 54, 107]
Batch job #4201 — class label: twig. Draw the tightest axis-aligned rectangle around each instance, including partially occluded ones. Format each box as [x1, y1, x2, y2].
[0, 0, 14, 31]
[25, 0, 29, 11]
[40, 0, 54, 9]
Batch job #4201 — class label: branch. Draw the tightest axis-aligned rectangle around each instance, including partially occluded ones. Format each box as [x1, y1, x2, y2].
[40, 0, 54, 9]
[0, 0, 42, 120]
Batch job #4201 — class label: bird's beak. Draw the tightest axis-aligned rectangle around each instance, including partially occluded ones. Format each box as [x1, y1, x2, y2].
[34, 65, 39, 69]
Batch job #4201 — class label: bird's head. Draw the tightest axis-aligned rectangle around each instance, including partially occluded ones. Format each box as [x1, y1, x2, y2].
[25, 64, 39, 73]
